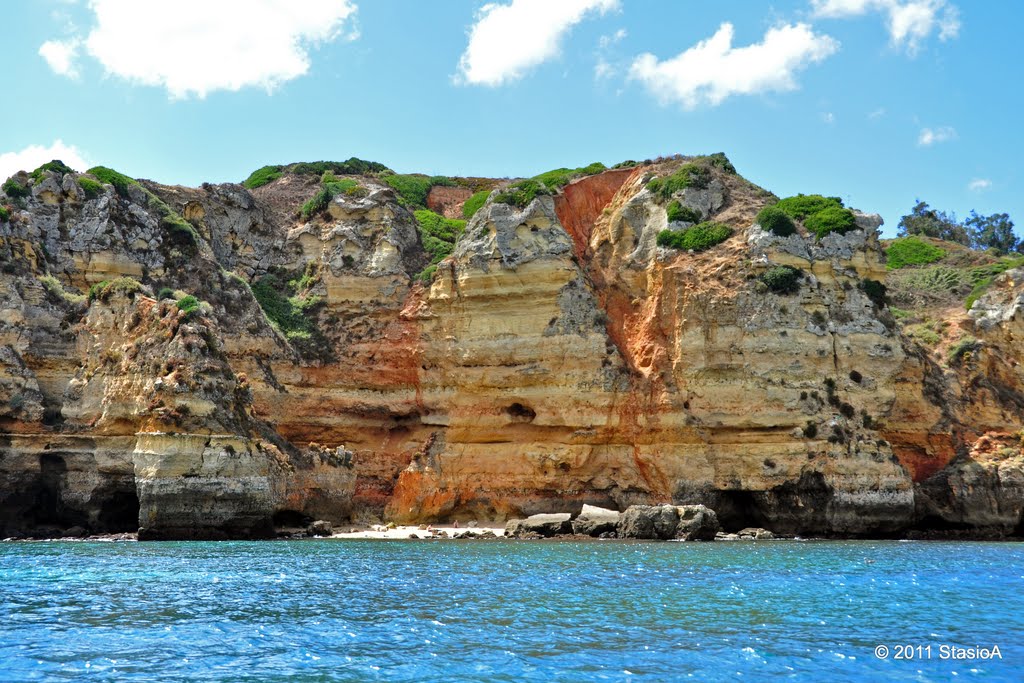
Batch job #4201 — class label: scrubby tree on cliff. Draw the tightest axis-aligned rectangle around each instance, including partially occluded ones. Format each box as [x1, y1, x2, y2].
[965, 210, 1018, 253]
[898, 200, 971, 245]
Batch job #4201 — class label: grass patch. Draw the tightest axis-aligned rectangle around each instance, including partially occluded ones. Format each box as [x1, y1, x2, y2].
[243, 158, 391, 189]
[948, 337, 980, 365]
[2, 178, 30, 199]
[415, 210, 465, 265]
[77, 177, 105, 200]
[0, 205, 9, 222]
[242, 165, 284, 189]
[462, 190, 490, 219]
[804, 207, 858, 239]
[756, 206, 797, 237]
[30, 160, 74, 181]
[86, 166, 138, 197]
[760, 265, 803, 294]
[532, 162, 606, 190]
[646, 163, 712, 200]
[666, 200, 702, 224]
[656, 221, 732, 252]
[301, 175, 367, 219]
[886, 237, 946, 269]
[251, 272, 322, 343]
[494, 179, 550, 209]
[142, 190, 199, 248]
[963, 256, 1024, 310]
[416, 264, 438, 284]
[775, 194, 844, 220]
[38, 274, 86, 304]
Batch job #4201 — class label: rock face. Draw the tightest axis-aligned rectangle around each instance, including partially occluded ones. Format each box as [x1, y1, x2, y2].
[572, 504, 621, 536]
[505, 513, 572, 538]
[675, 505, 720, 541]
[2, 157, 1023, 539]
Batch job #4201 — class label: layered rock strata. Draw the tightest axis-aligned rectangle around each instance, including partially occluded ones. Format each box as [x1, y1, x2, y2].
[1, 157, 1021, 539]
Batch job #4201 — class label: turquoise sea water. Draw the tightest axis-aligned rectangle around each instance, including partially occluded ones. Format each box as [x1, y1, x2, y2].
[1, 540, 1022, 682]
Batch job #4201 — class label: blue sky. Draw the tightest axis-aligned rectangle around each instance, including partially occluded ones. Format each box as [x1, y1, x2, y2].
[1, 0, 1020, 236]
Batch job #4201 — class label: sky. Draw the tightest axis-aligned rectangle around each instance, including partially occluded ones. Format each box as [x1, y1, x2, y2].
[1, 0, 1021, 237]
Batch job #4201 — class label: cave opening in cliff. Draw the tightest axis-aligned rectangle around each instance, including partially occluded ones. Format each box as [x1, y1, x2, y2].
[273, 510, 312, 528]
[713, 490, 769, 532]
[97, 489, 140, 532]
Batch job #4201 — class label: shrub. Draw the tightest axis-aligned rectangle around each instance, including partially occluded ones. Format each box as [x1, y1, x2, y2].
[494, 179, 550, 209]
[2, 178, 30, 199]
[656, 222, 732, 252]
[462, 190, 490, 219]
[176, 295, 200, 315]
[611, 160, 639, 169]
[756, 206, 797, 237]
[30, 160, 74, 181]
[77, 177, 105, 200]
[760, 265, 802, 294]
[647, 163, 712, 199]
[860, 279, 887, 307]
[381, 174, 433, 208]
[429, 175, 456, 187]
[885, 237, 946, 269]
[288, 159, 390, 177]
[803, 422, 818, 439]
[666, 200, 702, 224]
[242, 165, 284, 189]
[698, 152, 737, 174]
[775, 194, 844, 220]
[88, 277, 143, 303]
[157, 287, 176, 301]
[0, 205, 9, 222]
[805, 207, 858, 239]
[86, 166, 138, 197]
[301, 187, 332, 219]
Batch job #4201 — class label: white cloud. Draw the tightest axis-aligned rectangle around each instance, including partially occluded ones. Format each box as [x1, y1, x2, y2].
[38, 0, 358, 99]
[811, 0, 960, 54]
[599, 28, 627, 49]
[968, 178, 992, 192]
[456, 0, 619, 86]
[39, 38, 82, 78]
[822, 111, 835, 123]
[918, 125, 956, 146]
[0, 140, 90, 183]
[629, 23, 838, 109]
[594, 58, 615, 80]
[867, 107, 886, 119]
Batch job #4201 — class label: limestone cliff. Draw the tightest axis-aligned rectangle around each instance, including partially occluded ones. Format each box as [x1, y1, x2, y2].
[1, 156, 1021, 539]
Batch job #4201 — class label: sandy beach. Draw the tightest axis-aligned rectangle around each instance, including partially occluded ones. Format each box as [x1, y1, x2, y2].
[330, 524, 507, 540]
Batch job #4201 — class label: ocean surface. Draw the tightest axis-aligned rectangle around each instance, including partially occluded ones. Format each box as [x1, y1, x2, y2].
[1, 539, 1022, 682]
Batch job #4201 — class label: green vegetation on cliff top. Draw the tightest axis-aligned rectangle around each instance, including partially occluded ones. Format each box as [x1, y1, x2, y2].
[243, 158, 392, 189]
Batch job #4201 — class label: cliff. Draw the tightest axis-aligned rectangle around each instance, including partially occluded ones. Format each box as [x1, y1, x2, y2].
[1, 156, 1021, 539]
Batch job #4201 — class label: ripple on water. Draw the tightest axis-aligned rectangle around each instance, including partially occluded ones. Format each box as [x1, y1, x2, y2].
[0, 540, 1022, 682]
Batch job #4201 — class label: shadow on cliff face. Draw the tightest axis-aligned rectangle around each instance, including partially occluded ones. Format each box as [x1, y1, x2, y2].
[682, 473, 835, 535]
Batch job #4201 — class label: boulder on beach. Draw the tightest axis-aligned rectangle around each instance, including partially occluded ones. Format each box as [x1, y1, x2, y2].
[738, 527, 775, 540]
[617, 505, 680, 540]
[505, 513, 572, 538]
[572, 504, 621, 536]
[674, 505, 720, 541]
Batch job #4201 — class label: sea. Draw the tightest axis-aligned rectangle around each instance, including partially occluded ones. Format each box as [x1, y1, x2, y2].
[1, 539, 1021, 682]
